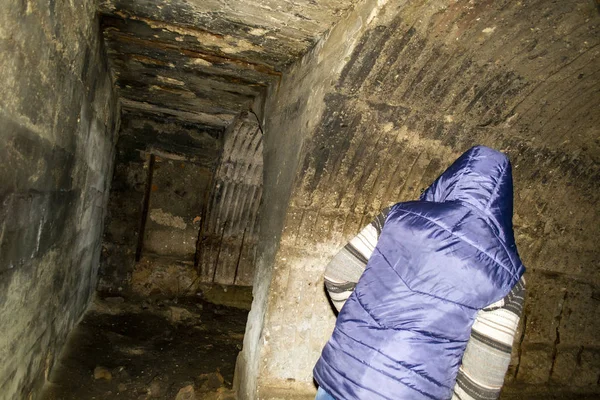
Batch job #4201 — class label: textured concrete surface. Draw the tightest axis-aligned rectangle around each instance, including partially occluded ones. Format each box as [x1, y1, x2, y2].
[97, 0, 361, 134]
[0, 0, 120, 398]
[99, 0, 360, 70]
[143, 158, 211, 260]
[241, 0, 600, 398]
[117, 108, 223, 165]
[99, 151, 210, 295]
[98, 150, 147, 293]
[100, 112, 263, 294]
[98, 104, 221, 294]
[235, 0, 394, 398]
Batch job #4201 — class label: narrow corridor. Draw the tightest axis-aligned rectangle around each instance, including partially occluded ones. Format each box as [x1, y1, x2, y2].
[1, 0, 598, 399]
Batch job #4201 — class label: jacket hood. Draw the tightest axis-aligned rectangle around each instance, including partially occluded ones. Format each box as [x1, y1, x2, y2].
[420, 145, 514, 241]
[314, 145, 526, 400]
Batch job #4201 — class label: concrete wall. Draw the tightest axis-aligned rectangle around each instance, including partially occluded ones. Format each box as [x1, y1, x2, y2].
[97, 148, 147, 293]
[238, 0, 600, 398]
[98, 107, 222, 295]
[235, 0, 392, 397]
[0, 1, 120, 398]
[100, 109, 263, 294]
[143, 158, 211, 260]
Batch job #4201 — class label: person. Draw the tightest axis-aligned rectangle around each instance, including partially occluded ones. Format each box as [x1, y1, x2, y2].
[314, 146, 526, 400]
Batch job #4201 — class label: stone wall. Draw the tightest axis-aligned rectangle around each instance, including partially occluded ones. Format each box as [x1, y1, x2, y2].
[239, 0, 600, 398]
[234, 0, 393, 397]
[0, 1, 120, 398]
[100, 108, 263, 295]
[97, 147, 147, 293]
[98, 107, 221, 295]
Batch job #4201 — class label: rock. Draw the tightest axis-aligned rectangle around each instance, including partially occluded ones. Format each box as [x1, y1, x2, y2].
[148, 377, 166, 398]
[118, 383, 127, 392]
[169, 306, 193, 323]
[105, 296, 125, 304]
[175, 385, 196, 400]
[200, 388, 236, 400]
[93, 366, 112, 381]
[113, 366, 129, 379]
[199, 371, 224, 390]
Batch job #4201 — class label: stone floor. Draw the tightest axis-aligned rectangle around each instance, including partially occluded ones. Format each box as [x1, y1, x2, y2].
[41, 294, 249, 400]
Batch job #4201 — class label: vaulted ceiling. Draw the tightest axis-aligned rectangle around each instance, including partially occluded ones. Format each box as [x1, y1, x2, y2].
[98, 0, 360, 132]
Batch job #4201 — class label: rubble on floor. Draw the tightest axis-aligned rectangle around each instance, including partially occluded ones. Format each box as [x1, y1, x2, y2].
[41, 294, 248, 400]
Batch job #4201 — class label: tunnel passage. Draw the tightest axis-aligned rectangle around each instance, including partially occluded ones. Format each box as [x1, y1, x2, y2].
[97, 0, 280, 296]
[1, 0, 599, 399]
[99, 110, 263, 297]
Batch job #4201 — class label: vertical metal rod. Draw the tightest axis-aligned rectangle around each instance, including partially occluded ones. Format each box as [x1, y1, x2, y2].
[194, 169, 216, 273]
[135, 153, 155, 262]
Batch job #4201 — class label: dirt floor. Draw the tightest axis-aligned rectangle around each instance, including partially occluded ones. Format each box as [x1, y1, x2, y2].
[38, 292, 599, 400]
[41, 295, 249, 400]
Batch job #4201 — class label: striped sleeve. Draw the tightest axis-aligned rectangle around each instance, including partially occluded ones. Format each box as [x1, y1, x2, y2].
[452, 277, 526, 400]
[324, 208, 389, 311]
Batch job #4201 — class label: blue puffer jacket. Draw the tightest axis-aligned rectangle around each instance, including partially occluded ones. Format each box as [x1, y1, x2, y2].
[313, 146, 526, 400]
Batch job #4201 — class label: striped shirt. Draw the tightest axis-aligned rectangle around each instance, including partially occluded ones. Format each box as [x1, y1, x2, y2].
[324, 208, 525, 400]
